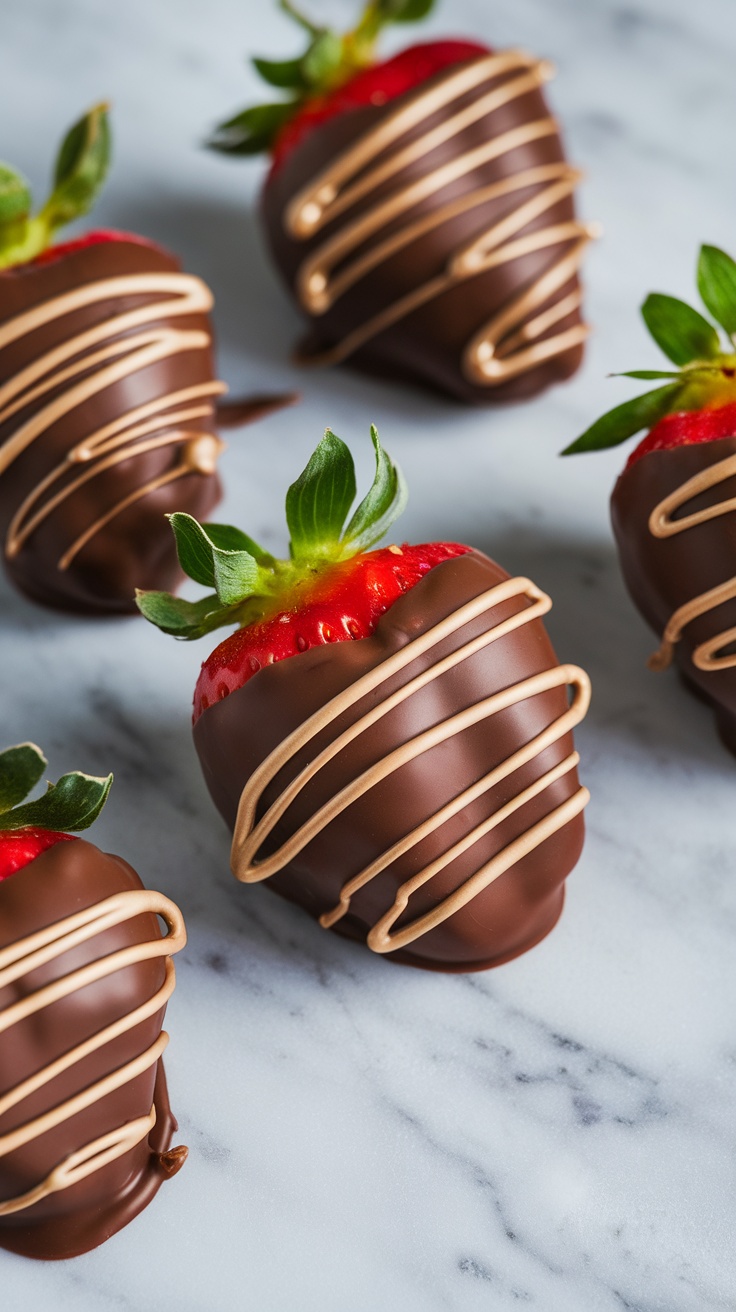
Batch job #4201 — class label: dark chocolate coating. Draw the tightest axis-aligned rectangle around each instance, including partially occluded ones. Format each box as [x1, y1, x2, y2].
[0, 839, 183, 1260]
[611, 437, 736, 754]
[194, 550, 586, 970]
[262, 55, 587, 405]
[0, 240, 219, 615]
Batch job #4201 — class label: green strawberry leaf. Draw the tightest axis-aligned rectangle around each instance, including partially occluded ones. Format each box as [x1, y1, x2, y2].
[302, 31, 344, 85]
[168, 512, 271, 606]
[341, 424, 407, 554]
[252, 55, 306, 89]
[612, 370, 685, 379]
[286, 429, 357, 559]
[40, 103, 111, 231]
[697, 245, 736, 337]
[562, 382, 683, 455]
[376, 0, 436, 20]
[0, 164, 31, 227]
[0, 770, 112, 834]
[0, 743, 47, 813]
[135, 588, 237, 640]
[168, 512, 218, 587]
[212, 551, 267, 606]
[202, 522, 271, 562]
[208, 102, 295, 155]
[641, 293, 721, 366]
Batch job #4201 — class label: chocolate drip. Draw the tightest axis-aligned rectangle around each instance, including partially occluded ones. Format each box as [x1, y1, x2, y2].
[0, 839, 186, 1260]
[194, 550, 590, 970]
[611, 437, 736, 755]
[262, 51, 594, 405]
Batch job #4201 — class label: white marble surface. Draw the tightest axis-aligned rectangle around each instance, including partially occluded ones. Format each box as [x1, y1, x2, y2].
[2, 0, 736, 1307]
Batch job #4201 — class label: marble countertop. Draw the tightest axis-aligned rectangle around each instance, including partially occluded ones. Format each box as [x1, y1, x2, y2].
[2, 0, 736, 1308]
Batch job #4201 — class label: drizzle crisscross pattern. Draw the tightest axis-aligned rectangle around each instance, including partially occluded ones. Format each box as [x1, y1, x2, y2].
[285, 50, 596, 383]
[0, 272, 225, 569]
[0, 889, 185, 1217]
[230, 577, 590, 953]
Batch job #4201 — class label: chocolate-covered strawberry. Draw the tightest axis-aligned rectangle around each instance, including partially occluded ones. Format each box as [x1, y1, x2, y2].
[208, 0, 596, 405]
[0, 743, 186, 1261]
[138, 427, 590, 971]
[564, 243, 736, 755]
[0, 104, 291, 615]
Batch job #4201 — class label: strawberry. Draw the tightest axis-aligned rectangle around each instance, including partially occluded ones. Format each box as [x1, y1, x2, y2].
[564, 242, 736, 754]
[0, 103, 111, 270]
[136, 425, 468, 720]
[207, 0, 485, 161]
[0, 742, 188, 1261]
[137, 425, 590, 971]
[0, 742, 112, 880]
[0, 102, 295, 616]
[209, 0, 589, 406]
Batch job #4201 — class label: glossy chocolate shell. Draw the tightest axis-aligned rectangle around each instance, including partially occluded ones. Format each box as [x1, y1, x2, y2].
[194, 549, 589, 970]
[262, 51, 593, 405]
[611, 436, 736, 754]
[1, 239, 230, 614]
[0, 839, 185, 1260]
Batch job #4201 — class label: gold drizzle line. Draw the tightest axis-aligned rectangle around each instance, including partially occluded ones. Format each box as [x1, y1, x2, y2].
[648, 453, 736, 672]
[0, 890, 186, 1217]
[285, 50, 598, 384]
[230, 577, 591, 954]
[0, 273, 226, 568]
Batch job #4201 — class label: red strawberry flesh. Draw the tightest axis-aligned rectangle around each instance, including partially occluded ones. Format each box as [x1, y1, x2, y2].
[627, 401, 736, 469]
[0, 829, 77, 881]
[194, 540, 469, 721]
[270, 40, 490, 170]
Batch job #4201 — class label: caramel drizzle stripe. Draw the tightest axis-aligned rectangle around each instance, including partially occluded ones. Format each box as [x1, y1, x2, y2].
[230, 577, 591, 954]
[0, 273, 226, 568]
[0, 890, 186, 1217]
[647, 453, 736, 672]
[286, 49, 595, 384]
[299, 156, 582, 318]
[286, 51, 549, 237]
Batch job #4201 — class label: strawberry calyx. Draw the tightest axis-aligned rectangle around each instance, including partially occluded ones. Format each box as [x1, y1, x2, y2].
[0, 103, 111, 271]
[269, 39, 489, 168]
[562, 244, 736, 459]
[207, 0, 443, 158]
[136, 424, 409, 642]
[0, 743, 112, 880]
